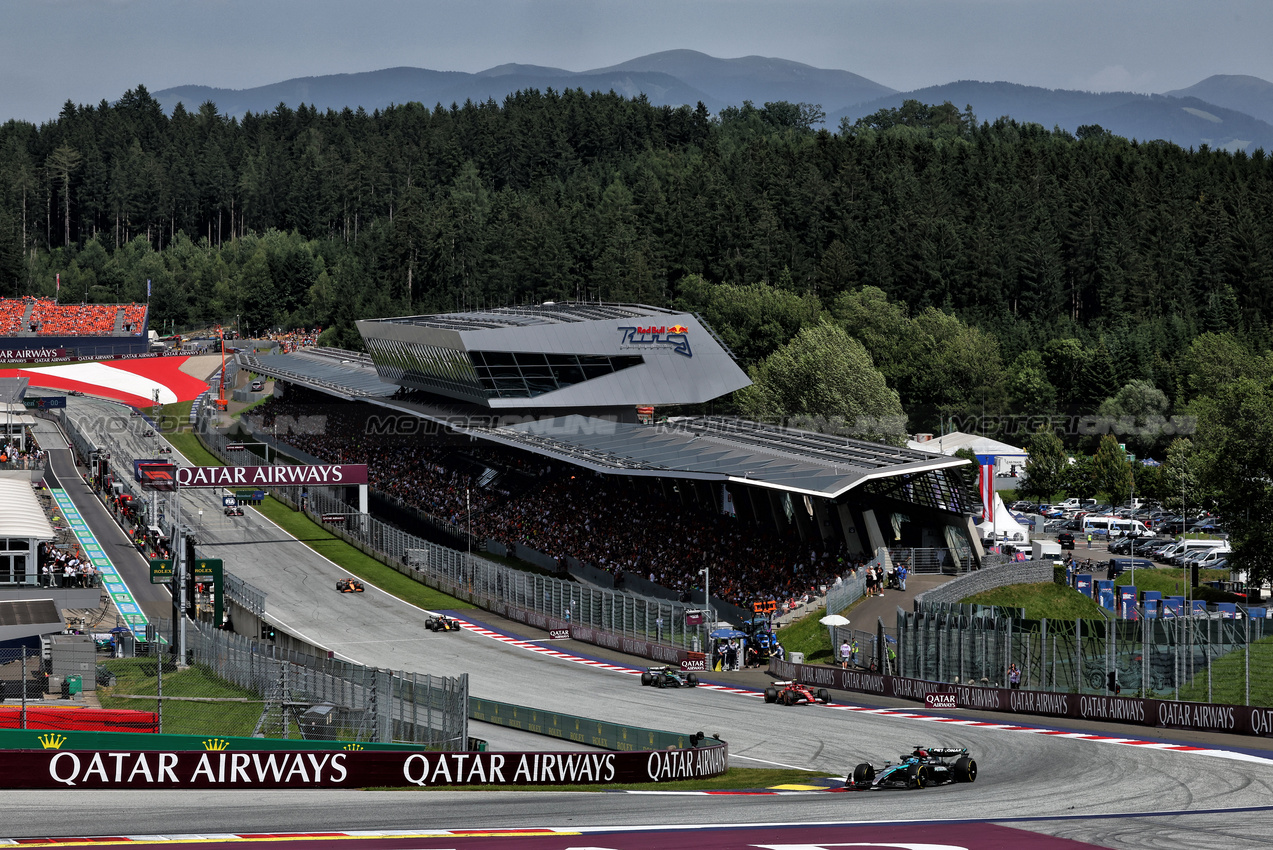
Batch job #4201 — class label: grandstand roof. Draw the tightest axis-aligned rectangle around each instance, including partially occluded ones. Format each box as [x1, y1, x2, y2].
[0, 478, 55, 540]
[239, 350, 397, 400]
[468, 415, 966, 499]
[361, 303, 682, 332]
[0, 379, 28, 406]
[241, 349, 968, 500]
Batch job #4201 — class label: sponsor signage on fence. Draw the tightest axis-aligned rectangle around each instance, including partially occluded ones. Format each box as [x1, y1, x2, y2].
[548, 628, 570, 640]
[925, 692, 958, 710]
[321, 513, 347, 524]
[2, 745, 728, 789]
[175, 464, 368, 488]
[225, 444, 245, 452]
[768, 658, 1273, 740]
[0, 347, 67, 363]
[680, 658, 707, 672]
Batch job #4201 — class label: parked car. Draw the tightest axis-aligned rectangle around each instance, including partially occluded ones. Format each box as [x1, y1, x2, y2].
[1057, 532, 1076, 550]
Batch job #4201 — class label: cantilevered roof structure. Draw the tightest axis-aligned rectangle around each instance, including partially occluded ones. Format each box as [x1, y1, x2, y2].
[239, 346, 974, 511]
[355, 303, 750, 409]
[466, 415, 971, 504]
[0, 478, 55, 541]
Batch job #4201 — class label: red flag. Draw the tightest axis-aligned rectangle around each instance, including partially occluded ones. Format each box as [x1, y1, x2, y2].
[980, 463, 995, 523]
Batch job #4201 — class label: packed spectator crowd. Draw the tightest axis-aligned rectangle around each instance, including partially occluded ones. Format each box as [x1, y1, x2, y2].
[265, 328, 322, 352]
[37, 541, 100, 588]
[253, 392, 863, 611]
[0, 297, 149, 337]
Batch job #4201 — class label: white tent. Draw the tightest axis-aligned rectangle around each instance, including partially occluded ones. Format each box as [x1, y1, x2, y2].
[976, 492, 1032, 544]
[908, 431, 1028, 476]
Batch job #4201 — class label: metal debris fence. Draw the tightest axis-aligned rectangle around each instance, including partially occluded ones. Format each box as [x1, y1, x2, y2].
[898, 603, 1273, 705]
[102, 618, 468, 747]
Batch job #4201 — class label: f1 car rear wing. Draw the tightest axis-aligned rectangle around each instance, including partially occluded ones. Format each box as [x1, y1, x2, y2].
[920, 747, 968, 757]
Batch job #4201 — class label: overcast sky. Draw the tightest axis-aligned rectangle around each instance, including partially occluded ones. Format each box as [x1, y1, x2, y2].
[3, 0, 1271, 125]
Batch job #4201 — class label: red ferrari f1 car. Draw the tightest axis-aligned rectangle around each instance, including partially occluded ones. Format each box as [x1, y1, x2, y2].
[764, 680, 832, 706]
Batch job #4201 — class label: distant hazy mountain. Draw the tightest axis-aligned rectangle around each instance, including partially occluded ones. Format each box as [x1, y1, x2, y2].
[587, 49, 896, 113]
[153, 52, 1273, 153]
[834, 81, 1273, 152]
[1164, 74, 1273, 126]
[154, 65, 717, 117]
[153, 50, 894, 120]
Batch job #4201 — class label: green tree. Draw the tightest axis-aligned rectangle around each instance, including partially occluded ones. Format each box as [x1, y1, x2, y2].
[735, 321, 904, 443]
[1007, 350, 1058, 414]
[1161, 437, 1203, 515]
[1091, 434, 1134, 505]
[1021, 427, 1067, 501]
[46, 143, 83, 247]
[1096, 379, 1170, 457]
[1195, 378, 1273, 588]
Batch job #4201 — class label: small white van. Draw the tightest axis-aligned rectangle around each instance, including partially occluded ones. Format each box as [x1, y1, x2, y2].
[1080, 515, 1149, 537]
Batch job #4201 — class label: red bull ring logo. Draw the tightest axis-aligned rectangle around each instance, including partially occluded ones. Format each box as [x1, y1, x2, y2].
[618, 324, 692, 357]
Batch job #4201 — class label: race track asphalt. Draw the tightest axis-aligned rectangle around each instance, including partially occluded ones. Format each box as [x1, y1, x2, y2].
[12, 398, 1273, 849]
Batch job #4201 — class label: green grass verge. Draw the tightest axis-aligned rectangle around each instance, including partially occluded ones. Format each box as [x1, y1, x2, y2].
[371, 767, 837, 792]
[230, 396, 272, 419]
[253, 496, 473, 611]
[961, 566, 1233, 620]
[1178, 635, 1273, 705]
[961, 583, 1108, 620]
[778, 608, 835, 664]
[97, 659, 265, 737]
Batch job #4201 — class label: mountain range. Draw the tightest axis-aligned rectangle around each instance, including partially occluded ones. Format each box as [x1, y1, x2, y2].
[153, 50, 1273, 153]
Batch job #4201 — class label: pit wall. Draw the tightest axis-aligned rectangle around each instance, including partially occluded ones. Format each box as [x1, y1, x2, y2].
[469, 696, 712, 752]
[767, 657, 1273, 740]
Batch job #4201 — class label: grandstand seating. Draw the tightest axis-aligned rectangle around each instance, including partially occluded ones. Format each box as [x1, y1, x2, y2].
[254, 391, 861, 611]
[0, 298, 148, 337]
[0, 299, 25, 336]
[120, 304, 148, 334]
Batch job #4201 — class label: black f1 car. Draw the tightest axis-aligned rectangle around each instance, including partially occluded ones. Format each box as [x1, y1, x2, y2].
[848, 746, 978, 790]
[764, 681, 831, 706]
[425, 614, 460, 631]
[336, 578, 364, 593]
[640, 666, 699, 688]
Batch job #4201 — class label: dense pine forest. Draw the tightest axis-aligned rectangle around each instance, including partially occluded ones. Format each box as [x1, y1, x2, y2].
[2, 84, 1271, 577]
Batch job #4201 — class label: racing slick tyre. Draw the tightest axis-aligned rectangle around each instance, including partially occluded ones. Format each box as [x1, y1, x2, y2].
[816, 688, 831, 704]
[851, 763, 875, 786]
[908, 764, 929, 789]
[686, 674, 699, 686]
[641, 672, 653, 686]
[954, 756, 977, 783]
[764, 688, 778, 703]
[656, 677, 667, 689]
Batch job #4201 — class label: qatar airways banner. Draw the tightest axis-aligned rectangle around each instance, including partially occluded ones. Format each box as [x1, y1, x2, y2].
[175, 464, 368, 488]
[769, 658, 1273, 740]
[4, 744, 727, 789]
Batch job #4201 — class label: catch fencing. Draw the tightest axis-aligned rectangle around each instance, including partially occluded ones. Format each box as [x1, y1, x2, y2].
[104, 618, 469, 748]
[898, 603, 1273, 705]
[198, 427, 719, 654]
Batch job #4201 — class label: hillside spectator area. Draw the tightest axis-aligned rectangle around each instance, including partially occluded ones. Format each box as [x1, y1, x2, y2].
[0, 298, 149, 337]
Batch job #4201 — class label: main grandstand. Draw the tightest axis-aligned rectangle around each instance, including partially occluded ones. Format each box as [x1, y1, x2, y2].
[0, 297, 151, 360]
[235, 303, 981, 613]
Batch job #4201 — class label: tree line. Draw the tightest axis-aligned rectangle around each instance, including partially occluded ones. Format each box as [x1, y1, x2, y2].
[1, 85, 1270, 582]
